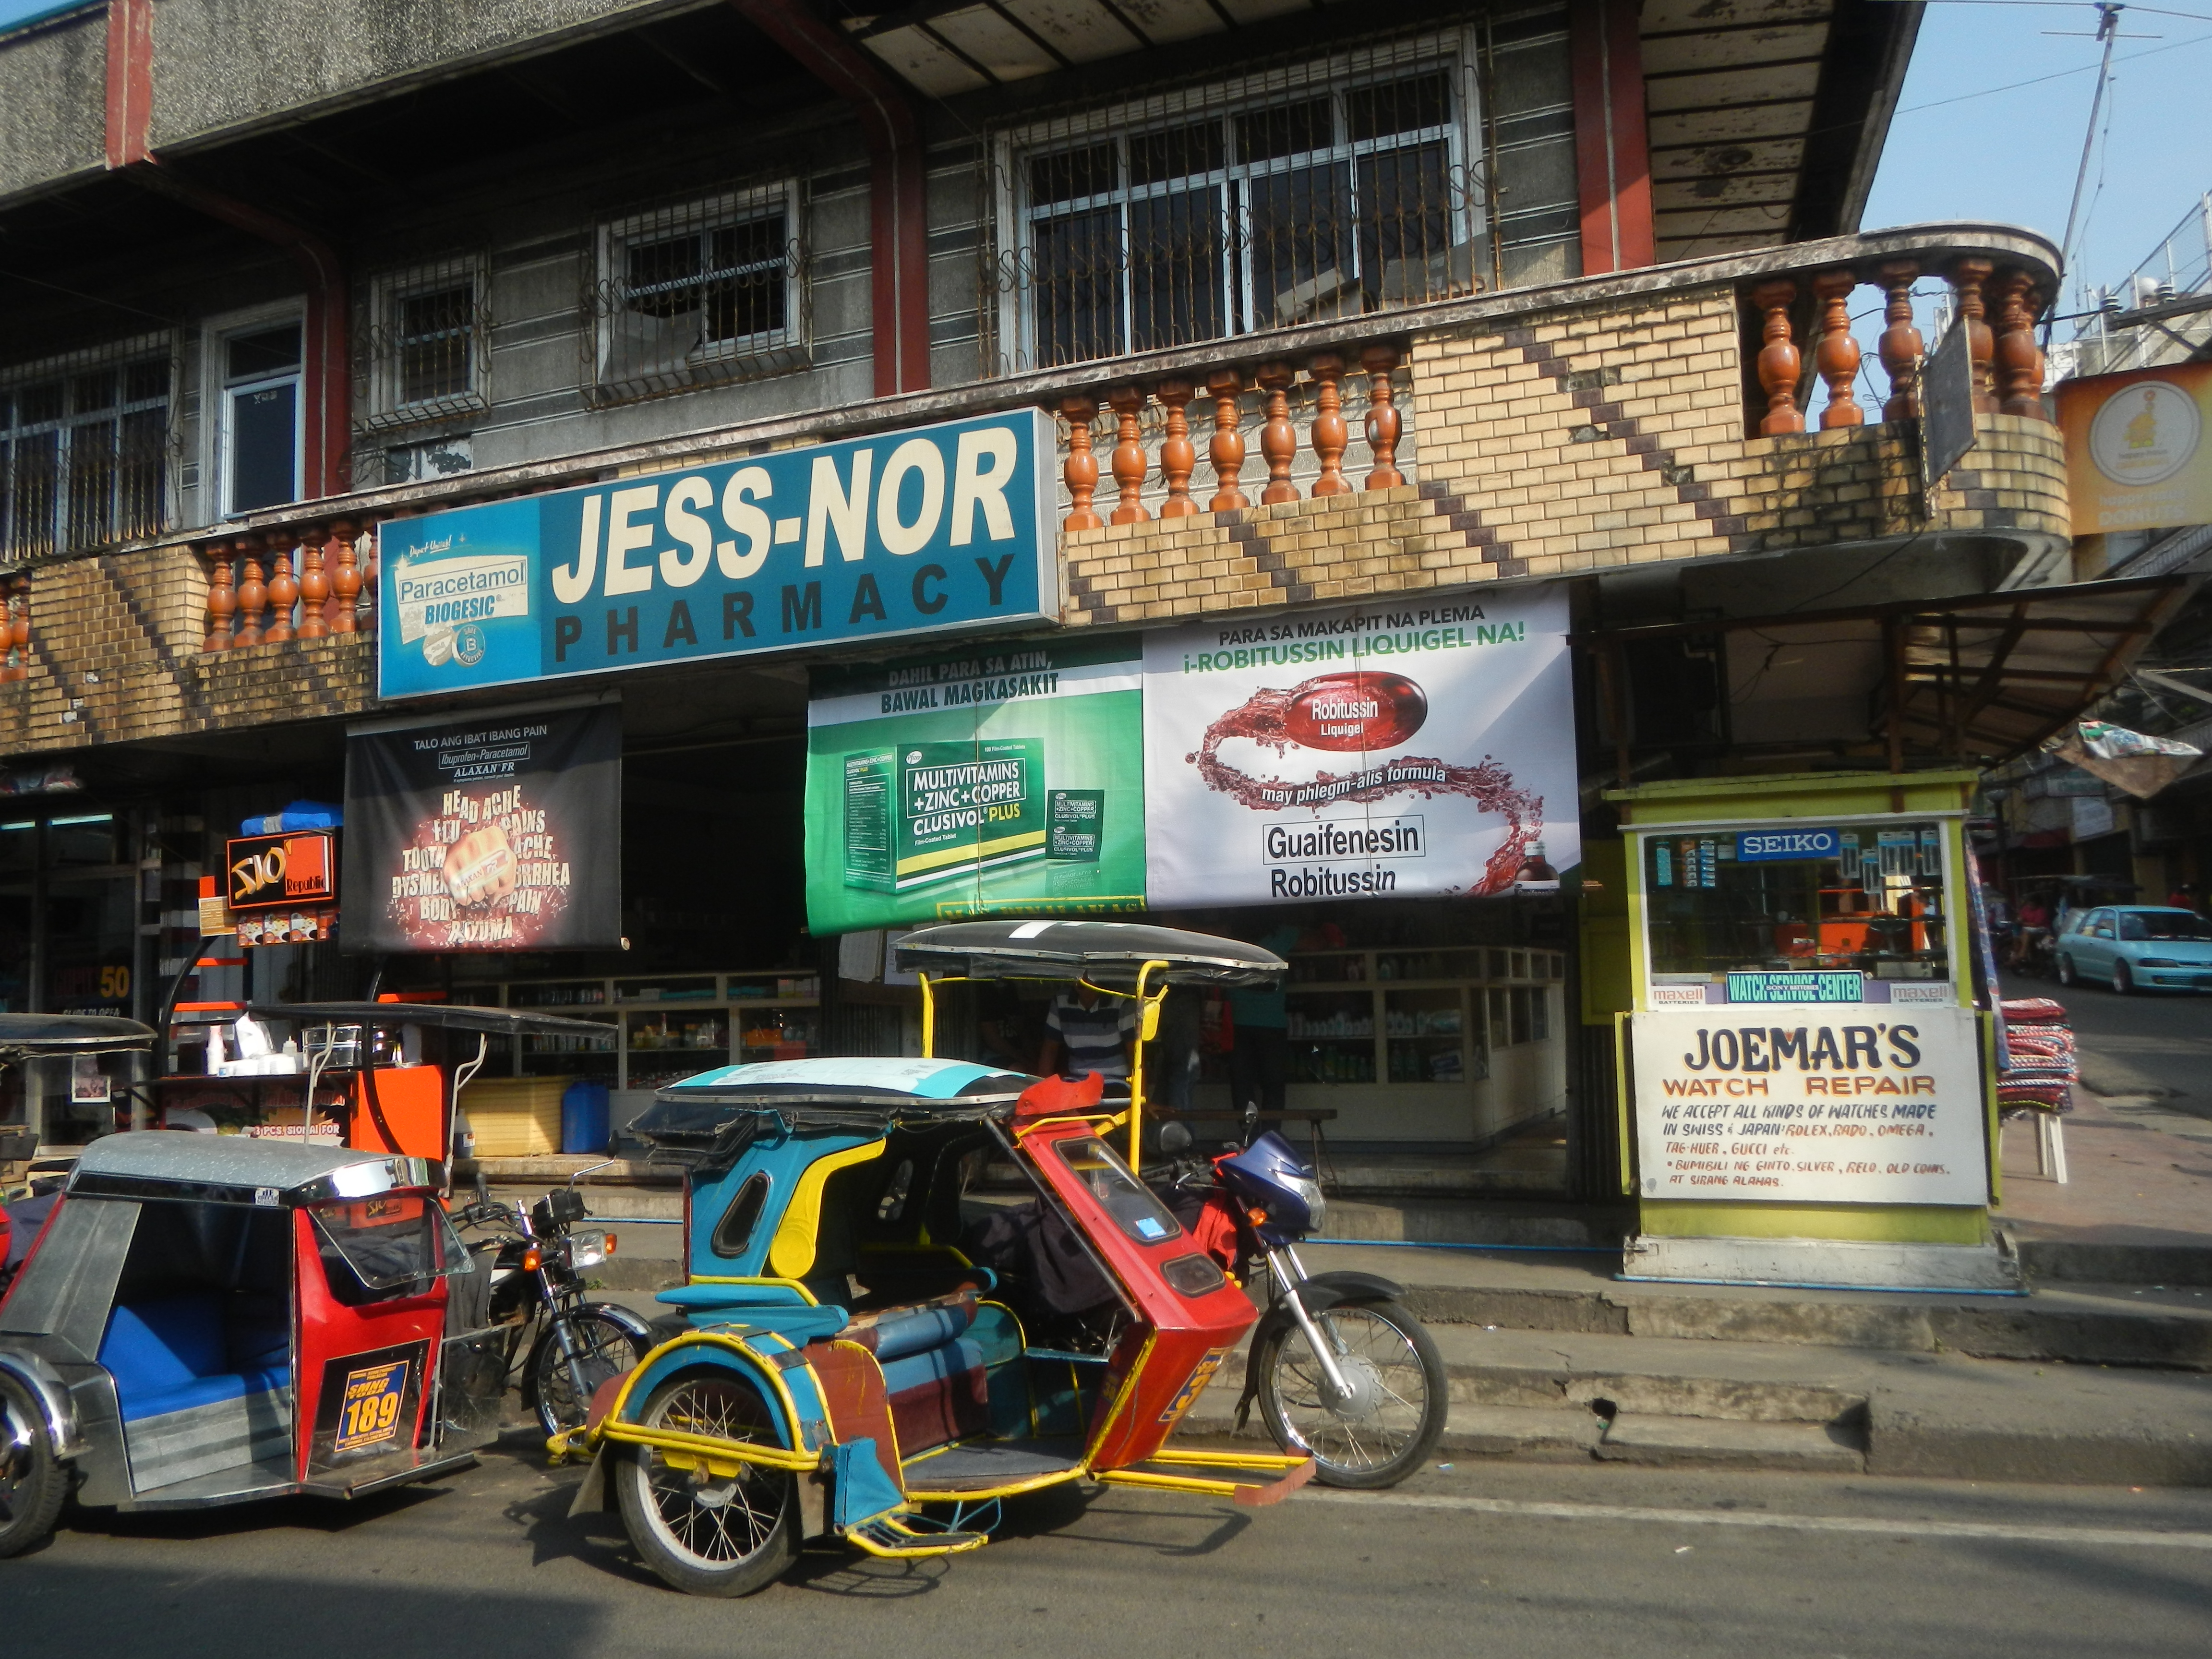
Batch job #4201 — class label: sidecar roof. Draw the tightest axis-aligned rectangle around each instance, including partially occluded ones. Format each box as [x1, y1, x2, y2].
[0, 1013, 156, 1064]
[66, 1131, 442, 1205]
[634, 1057, 1032, 1154]
[893, 920, 1286, 987]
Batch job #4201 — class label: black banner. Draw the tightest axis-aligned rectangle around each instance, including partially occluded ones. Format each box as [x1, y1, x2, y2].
[343, 701, 621, 953]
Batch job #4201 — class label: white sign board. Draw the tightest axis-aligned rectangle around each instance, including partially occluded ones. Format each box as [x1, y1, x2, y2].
[1631, 1005, 1987, 1206]
[1142, 585, 1580, 908]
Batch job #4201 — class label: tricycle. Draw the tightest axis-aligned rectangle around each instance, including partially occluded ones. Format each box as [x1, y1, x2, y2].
[0, 1013, 523, 1558]
[554, 921, 1445, 1597]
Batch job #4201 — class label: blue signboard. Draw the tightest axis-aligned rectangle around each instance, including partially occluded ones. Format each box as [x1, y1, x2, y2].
[1724, 970, 1864, 1004]
[1735, 827, 1840, 862]
[377, 409, 1058, 698]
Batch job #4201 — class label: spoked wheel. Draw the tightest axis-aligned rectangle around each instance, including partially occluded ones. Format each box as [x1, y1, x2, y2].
[0, 1372, 67, 1559]
[1255, 1298, 1447, 1490]
[615, 1373, 797, 1597]
[526, 1309, 647, 1438]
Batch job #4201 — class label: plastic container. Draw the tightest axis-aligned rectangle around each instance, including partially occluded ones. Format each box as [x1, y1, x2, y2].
[561, 1079, 613, 1155]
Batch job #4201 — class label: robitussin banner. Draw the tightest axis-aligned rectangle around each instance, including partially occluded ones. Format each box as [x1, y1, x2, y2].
[343, 701, 622, 952]
[1142, 586, 1579, 908]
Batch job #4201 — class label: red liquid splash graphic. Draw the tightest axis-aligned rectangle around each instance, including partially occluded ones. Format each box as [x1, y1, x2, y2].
[1191, 685, 1542, 895]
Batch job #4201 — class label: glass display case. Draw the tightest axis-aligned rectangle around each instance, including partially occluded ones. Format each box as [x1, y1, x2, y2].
[464, 970, 819, 1090]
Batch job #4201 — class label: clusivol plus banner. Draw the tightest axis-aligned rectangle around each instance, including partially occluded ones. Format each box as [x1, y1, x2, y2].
[1142, 585, 1579, 908]
[803, 637, 1146, 934]
[342, 700, 622, 952]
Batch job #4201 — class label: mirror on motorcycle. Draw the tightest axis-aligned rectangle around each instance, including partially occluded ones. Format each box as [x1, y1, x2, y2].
[474, 1170, 490, 1210]
[1241, 1100, 1260, 1148]
[1158, 1119, 1193, 1155]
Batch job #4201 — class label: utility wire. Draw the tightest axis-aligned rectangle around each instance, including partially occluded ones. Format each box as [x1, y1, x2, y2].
[1897, 27, 2212, 110]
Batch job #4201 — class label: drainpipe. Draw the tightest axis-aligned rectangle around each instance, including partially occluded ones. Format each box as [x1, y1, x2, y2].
[728, 0, 932, 397]
[105, 0, 351, 499]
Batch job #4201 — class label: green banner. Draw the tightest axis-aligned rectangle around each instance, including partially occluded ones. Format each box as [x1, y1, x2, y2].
[805, 635, 1145, 932]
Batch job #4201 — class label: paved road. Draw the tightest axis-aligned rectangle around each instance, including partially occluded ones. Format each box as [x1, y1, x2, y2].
[2002, 969, 2212, 1109]
[10, 1445, 2212, 1657]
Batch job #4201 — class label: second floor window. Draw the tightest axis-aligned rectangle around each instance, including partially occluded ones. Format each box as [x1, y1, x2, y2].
[0, 344, 172, 560]
[995, 13, 1578, 373]
[590, 186, 803, 404]
[367, 260, 488, 425]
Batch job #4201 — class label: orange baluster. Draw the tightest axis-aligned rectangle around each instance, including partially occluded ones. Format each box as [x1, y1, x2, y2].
[1205, 370, 1249, 512]
[1813, 271, 1862, 430]
[1877, 261, 1923, 422]
[264, 541, 298, 644]
[297, 526, 330, 640]
[1751, 279, 1803, 436]
[1360, 345, 1404, 490]
[1257, 362, 1298, 504]
[233, 536, 267, 648]
[1993, 268, 2048, 419]
[1949, 257, 1998, 414]
[1060, 397, 1102, 531]
[1107, 385, 1150, 525]
[1309, 353, 1350, 495]
[1156, 379, 1198, 517]
[328, 521, 360, 633]
[204, 541, 236, 652]
[358, 525, 378, 635]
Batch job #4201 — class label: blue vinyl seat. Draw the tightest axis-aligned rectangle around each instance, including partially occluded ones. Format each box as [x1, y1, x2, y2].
[98, 1293, 291, 1424]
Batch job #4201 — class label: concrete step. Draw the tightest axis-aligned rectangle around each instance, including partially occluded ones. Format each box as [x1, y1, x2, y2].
[1596, 1414, 1865, 1474]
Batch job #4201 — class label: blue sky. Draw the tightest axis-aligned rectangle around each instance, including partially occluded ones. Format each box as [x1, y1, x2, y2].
[1865, 0, 2212, 311]
[0, 0, 2199, 309]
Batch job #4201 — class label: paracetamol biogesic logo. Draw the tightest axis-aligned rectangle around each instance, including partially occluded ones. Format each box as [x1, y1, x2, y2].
[392, 548, 531, 668]
[2089, 378, 2202, 488]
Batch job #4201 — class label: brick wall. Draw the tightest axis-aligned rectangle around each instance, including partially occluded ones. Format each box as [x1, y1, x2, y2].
[1063, 285, 2068, 626]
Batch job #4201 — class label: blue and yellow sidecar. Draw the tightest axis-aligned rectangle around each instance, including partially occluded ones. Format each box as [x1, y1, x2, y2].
[555, 1052, 1311, 1596]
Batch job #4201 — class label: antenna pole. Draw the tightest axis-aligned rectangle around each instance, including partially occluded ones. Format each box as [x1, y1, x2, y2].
[2058, 2, 2122, 299]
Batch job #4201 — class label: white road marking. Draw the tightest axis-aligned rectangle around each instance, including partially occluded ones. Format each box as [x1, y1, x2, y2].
[1302, 1490, 2212, 1550]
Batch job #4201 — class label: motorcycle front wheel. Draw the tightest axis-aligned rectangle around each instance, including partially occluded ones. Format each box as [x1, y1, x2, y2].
[615, 1373, 798, 1597]
[1254, 1298, 1447, 1489]
[524, 1306, 647, 1438]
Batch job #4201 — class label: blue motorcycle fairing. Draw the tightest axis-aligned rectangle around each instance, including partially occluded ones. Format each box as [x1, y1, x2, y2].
[1217, 1130, 1321, 1241]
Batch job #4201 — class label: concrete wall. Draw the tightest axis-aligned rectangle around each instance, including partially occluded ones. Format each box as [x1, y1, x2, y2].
[147, 0, 709, 150]
[0, 7, 106, 204]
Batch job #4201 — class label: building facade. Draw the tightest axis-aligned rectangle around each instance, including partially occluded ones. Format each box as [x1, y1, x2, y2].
[0, 0, 2109, 1228]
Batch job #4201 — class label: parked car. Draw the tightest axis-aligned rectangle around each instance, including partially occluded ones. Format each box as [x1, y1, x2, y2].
[2055, 906, 2212, 993]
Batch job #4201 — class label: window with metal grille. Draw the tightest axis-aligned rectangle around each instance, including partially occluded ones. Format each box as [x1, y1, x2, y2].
[365, 259, 487, 427]
[589, 186, 805, 405]
[989, 12, 1578, 374]
[0, 345, 172, 560]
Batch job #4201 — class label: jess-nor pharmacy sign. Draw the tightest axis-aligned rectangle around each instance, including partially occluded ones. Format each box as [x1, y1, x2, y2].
[1630, 1006, 1987, 1206]
[377, 410, 1057, 697]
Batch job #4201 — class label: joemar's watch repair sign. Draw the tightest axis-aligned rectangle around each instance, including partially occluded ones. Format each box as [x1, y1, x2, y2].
[376, 410, 1058, 698]
[1629, 1006, 1987, 1206]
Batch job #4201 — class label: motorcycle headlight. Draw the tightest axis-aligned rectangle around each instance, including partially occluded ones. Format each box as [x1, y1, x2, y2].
[1280, 1173, 1325, 1235]
[568, 1230, 607, 1269]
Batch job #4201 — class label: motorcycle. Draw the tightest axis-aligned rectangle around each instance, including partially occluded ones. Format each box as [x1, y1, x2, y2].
[1150, 1111, 1448, 1489]
[451, 1179, 652, 1438]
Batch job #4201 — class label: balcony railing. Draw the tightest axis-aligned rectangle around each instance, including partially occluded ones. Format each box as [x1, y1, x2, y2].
[160, 222, 2059, 658]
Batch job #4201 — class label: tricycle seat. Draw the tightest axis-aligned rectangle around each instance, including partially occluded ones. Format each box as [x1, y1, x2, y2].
[99, 1293, 291, 1423]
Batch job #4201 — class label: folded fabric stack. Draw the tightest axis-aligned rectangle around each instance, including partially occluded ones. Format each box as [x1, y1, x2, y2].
[1997, 998, 2076, 1114]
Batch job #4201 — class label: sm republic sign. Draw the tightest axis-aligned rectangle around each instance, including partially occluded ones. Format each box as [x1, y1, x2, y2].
[377, 410, 1059, 698]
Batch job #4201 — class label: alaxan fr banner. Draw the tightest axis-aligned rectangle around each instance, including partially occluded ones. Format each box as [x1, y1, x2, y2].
[804, 636, 1146, 934]
[377, 409, 1058, 697]
[1142, 586, 1579, 908]
[342, 701, 622, 952]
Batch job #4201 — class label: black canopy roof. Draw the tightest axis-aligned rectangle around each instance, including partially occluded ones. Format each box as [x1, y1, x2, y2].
[248, 1002, 616, 1040]
[0, 1014, 157, 1065]
[894, 921, 1286, 987]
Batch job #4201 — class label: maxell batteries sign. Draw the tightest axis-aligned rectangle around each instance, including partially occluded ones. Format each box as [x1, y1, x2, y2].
[377, 410, 1058, 697]
[805, 637, 1144, 933]
[343, 702, 622, 951]
[1629, 1006, 1986, 1206]
[1141, 586, 1580, 907]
